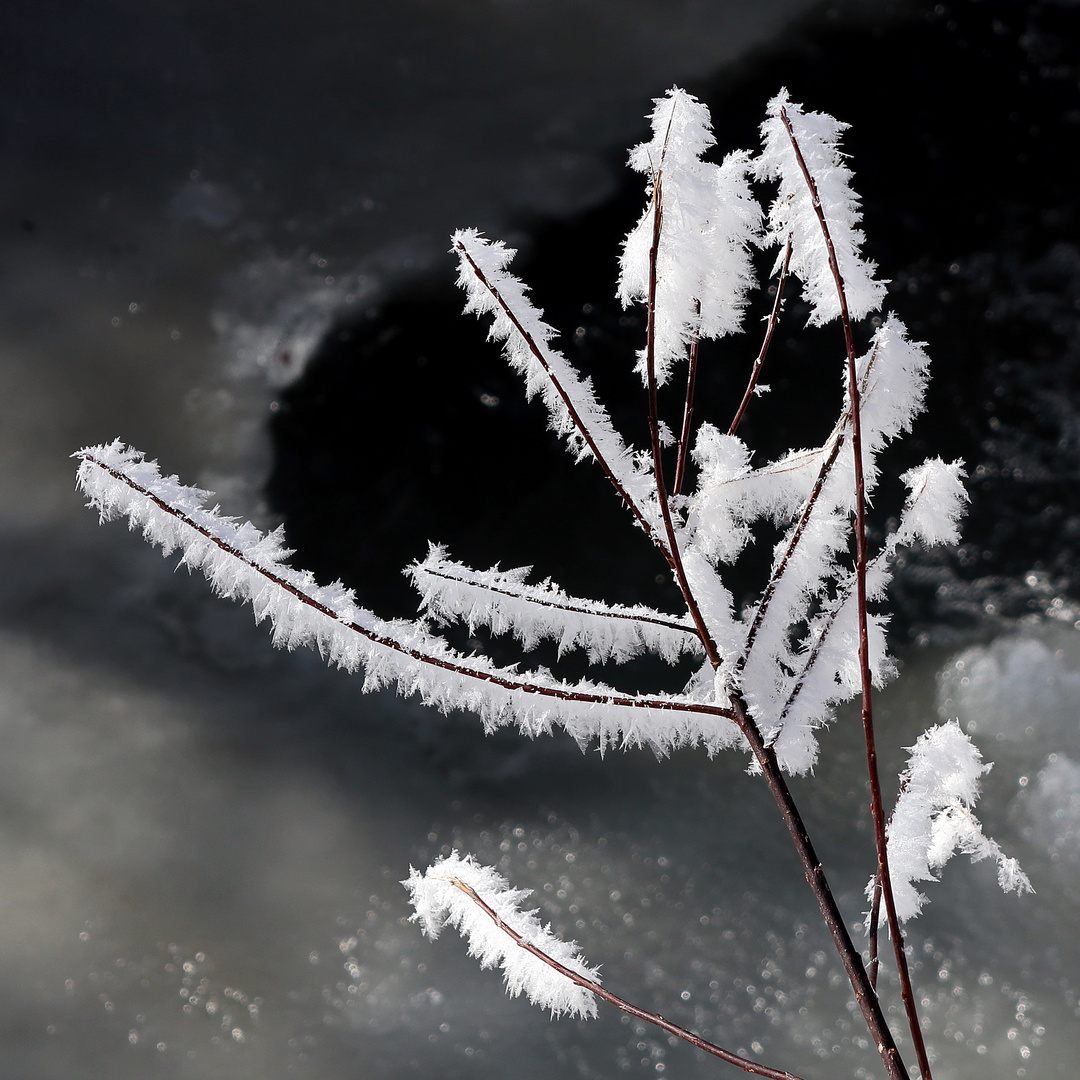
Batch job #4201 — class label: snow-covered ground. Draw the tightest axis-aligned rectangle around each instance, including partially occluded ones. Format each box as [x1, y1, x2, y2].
[2, 1, 1079, 1077]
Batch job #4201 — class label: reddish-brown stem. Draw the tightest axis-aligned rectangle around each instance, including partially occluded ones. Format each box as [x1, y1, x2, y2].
[673, 321, 700, 497]
[731, 696, 907, 1080]
[641, 143, 905, 1079]
[729, 237, 792, 437]
[79, 453, 736, 725]
[779, 104, 932, 1080]
[449, 878, 808, 1080]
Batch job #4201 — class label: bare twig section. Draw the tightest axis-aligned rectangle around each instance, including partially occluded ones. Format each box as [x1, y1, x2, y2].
[448, 877, 809, 1080]
[778, 104, 932, 1080]
[673, 313, 700, 496]
[729, 237, 791, 437]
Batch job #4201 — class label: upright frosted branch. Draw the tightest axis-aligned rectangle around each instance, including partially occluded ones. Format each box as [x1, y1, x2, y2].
[756, 89, 886, 325]
[619, 87, 760, 386]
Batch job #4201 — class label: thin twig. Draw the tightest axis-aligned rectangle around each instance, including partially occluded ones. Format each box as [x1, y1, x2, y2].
[868, 877, 882, 990]
[729, 237, 792, 437]
[673, 306, 701, 496]
[448, 877, 808, 1080]
[416, 564, 698, 640]
[779, 104, 932, 1080]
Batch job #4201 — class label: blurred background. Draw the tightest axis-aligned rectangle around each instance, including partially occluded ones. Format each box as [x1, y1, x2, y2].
[2, 1, 1079, 1077]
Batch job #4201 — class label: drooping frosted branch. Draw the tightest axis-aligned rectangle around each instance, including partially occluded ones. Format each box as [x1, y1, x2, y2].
[756, 89, 886, 325]
[868, 722, 1033, 926]
[74, 442, 743, 755]
[407, 544, 703, 665]
[403, 852, 601, 1019]
[619, 87, 760, 386]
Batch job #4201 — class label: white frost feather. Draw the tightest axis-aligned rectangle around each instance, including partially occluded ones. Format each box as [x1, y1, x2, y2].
[756, 89, 886, 326]
[868, 722, 1033, 925]
[618, 87, 760, 386]
[452, 230, 656, 521]
[407, 544, 702, 665]
[403, 852, 600, 1019]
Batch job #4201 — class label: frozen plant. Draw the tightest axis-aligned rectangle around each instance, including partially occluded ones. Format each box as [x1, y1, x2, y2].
[75, 88, 1031, 1080]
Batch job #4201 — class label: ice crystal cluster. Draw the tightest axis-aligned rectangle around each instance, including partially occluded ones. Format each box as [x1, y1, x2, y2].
[76, 88, 1030, 1066]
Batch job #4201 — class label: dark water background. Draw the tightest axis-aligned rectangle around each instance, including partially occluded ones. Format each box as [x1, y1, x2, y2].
[2, 2, 1079, 1078]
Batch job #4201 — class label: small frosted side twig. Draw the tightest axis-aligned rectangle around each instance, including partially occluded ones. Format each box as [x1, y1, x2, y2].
[729, 236, 791, 437]
[408, 545, 702, 665]
[868, 722, 1033, 926]
[453, 232, 661, 550]
[672, 310, 700, 497]
[407, 854, 808, 1080]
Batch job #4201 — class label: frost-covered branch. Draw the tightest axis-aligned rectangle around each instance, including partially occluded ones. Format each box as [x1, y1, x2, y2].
[869, 723, 1033, 926]
[404, 852, 601, 1019]
[453, 231, 660, 545]
[74, 442, 740, 754]
[756, 90, 885, 326]
[619, 87, 759, 387]
[406, 853, 808, 1080]
[407, 545, 702, 665]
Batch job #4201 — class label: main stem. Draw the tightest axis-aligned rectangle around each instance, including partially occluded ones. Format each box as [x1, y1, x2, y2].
[732, 695, 907, 1080]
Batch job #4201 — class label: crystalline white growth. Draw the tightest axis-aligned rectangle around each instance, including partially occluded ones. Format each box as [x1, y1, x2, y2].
[407, 544, 702, 665]
[895, 458, 968, 548]
[756, 89, 886, 326]
[618, 87, 760, 386]
[403, 852, 600, 1019]
[452, 229, 657, 523]
[868, 721, 1033, 926]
